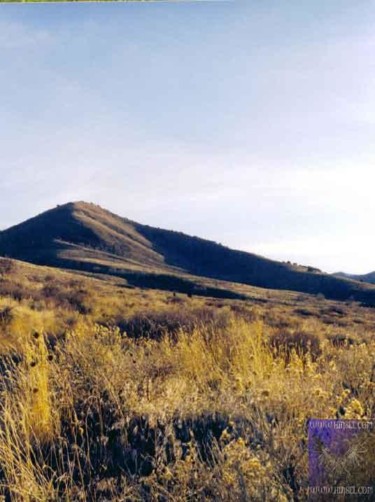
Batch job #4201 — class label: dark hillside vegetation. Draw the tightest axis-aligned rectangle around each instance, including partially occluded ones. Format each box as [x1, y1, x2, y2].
[335, 270, 375, 285]
[0, 201, 374, 305]
[138, 223, 375, 304]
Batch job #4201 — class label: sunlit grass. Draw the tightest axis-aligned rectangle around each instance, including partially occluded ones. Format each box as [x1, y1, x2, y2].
[0, 259, 374, 499]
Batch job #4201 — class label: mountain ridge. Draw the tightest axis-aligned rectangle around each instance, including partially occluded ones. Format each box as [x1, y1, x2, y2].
[334, 271, 375, 285]
[0, 201, 374, 305]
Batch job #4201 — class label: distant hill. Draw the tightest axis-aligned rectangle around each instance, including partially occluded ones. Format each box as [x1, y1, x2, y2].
[334, 271, 375, 285]
[0, 201, 374, 305]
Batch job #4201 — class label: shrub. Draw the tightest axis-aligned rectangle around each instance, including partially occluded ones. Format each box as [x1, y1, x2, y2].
[0, 281, 27, 302]
[269, 329, 322, 361]
[64, 289, 92, 314]
[294, 308, 315, 317]
[0, 306, 14, 328]
[117, 307, 231, 341]
[228, 304, 258, 322]
[328, 333, 355, 347]
[321, 305, 346, 316]
[41, 283, 92, 314]
[0, 259, 15, 279]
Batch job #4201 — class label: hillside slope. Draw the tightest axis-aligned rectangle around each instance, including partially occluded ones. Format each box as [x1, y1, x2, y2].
[0, 201, 374, 305]
[335, 271, 375, 285]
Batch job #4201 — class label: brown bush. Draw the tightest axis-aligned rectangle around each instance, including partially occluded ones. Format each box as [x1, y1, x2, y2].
[328, 333, 355, 347]
[294, 308, 315, 317]
[117, 307, 231, 341]
[269, 329, 322, 360]
[321, 305, 346, 316]
[0, 306, 14, 327]
[0, 258, 15, 278]
[40, 282, 92, 314]
[229, 303, 258, 322]
[0, 281, 29, 302]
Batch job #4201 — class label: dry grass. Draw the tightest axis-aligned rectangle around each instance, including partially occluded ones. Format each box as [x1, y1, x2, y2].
[0, 260, 374, 500]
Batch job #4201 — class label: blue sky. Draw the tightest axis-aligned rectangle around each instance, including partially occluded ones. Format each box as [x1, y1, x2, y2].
[0, 1, 374, 273]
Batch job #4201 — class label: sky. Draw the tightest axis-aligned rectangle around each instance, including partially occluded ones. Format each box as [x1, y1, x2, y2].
[0, 0, 374, 274]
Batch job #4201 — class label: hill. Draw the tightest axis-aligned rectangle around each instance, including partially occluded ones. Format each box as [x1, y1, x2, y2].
[335, 271, 375, 285]
[0, 201, 374, 305]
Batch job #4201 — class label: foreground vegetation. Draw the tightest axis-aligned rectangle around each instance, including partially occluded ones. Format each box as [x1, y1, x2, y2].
[0, 258, 374, 500]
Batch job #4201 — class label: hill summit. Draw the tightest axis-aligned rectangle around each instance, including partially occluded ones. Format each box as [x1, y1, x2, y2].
[0, 201, 374, 305]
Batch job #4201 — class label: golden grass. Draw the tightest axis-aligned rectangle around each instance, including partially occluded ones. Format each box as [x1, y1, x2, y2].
[0, 260, 374, 500]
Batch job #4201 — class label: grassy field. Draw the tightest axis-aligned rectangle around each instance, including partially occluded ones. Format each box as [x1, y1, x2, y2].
[0, 257, 374, 500]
